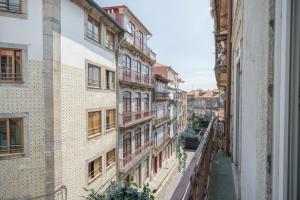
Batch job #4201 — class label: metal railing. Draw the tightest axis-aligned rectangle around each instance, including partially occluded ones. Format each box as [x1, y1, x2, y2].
[171, 117, 216, 200]
[154, 91, 169, 100]
[124, 32, 156, 60]
[0, 144, 23, 155]
[0, 2, 21, 13]
[119, 67, 153, 87]
[0, 73, 22, 82]
[120, 140, 153, 173]
[120, 110, 153, 127]
[154, 114, 170, 126]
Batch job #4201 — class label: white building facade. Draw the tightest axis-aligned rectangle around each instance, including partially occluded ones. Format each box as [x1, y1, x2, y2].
[0, 0, 122, 199]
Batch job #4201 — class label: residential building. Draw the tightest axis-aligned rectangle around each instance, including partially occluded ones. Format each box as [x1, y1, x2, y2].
[152, 63, 187, 176]
[0, 0, 122, 199]
[187, 89, 224, 127]
[152, 73, 171, 174]
[104, 5, 156, 186]
[172, 0, 300, 199]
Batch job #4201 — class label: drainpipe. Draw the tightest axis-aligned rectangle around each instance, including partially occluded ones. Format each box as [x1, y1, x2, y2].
[116, 33, 125, 181]
[226, 0, 233, 156]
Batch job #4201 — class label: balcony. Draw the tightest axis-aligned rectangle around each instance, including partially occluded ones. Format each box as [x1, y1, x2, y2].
[170, 118, 235, 200]
[154, 91, 170, 101]
[123, 32, 156, 62]
[120, 140, 154, 174]
[120, 110, 153, 129]
[153, 115, 170, 128]
[119, 67, 153, 88]
[153, 133, 171, 157]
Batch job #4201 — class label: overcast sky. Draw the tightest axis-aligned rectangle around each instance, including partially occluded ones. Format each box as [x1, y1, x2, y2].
[97, 0, 216, 91]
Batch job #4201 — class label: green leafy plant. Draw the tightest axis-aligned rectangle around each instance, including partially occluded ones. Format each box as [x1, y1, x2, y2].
[82, 179, 156, 200]
[175, 134, 187, 173]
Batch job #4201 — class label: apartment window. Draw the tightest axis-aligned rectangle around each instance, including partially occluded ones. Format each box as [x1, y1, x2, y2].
[0, 118, 23, 156]
[135, 92, 141, 112]
[144, 93, 150, 111]
[105, 30, 114, 50]
[135, 128, 142, 150]
[136, 30, 144, 50]
[123, 92, 131, 114]
[106, 109, 115, 130]
[87, 16, 101, 43]
[106, 148, 115, 167]
[106, 70, 115, 90]
[0, 0, 21, 13]
[88, 111, 102, 137]
[134, 61, 142, 81]
[88, 63, 101, 88]
[88, 156, 102, 181]
[128, 21, 135, 35]
[144, 124, 149, 143]
[0, 49, 22, 83]
[143, 65, 150, 84]
[122, 54, 131, 79]
[123, 133, 131, 160]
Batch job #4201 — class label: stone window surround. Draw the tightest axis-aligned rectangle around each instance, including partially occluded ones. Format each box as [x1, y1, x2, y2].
[86, 106, 116, 141]
[0, 42, 28, 88]
[85, 59, 116, 92]
[85, 146, 117, 185]
[84, 12, 117, 53]
[0, 0, 28, 19]
[0, 112, 29, 160]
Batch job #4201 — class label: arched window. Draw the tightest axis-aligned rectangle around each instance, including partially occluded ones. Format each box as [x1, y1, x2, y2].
[135, 92, 142, 120]
[143, 65, 150, 84]
[135, 128, 142, 151]
[123, 91, 132, 124]
[144, 93, 150, 115]
[134, 61, 142, 82]
[123, 91, 131, 113]
[122, 54, 131, 79]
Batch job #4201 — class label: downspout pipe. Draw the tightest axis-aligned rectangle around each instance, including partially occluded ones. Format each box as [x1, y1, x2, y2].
[116, 33, 125, 181]
[226, 0, 233, 156]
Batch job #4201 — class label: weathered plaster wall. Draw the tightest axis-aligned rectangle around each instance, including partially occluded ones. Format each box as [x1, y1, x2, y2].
[239, 0, 274, 199]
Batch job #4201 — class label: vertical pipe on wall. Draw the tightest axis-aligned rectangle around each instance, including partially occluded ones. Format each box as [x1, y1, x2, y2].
[226, 0, 233, 155]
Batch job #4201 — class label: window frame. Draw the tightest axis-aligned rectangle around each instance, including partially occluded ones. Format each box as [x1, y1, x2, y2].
[105, 69, 115, 90]
[86, 15, 101, 44]
[105, 29, 115, 51]
[87, 63, 102, 89]
[0, 117, 24, 157]
[106, 148, 116, 168]
[105, 109, 116, 131]
[88, 156, 102, 183]
[0, 48, 23, 83]
[87, 111, 102, 138]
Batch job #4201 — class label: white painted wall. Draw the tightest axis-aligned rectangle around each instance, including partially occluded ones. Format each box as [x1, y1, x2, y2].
[0, 1, 43, 60]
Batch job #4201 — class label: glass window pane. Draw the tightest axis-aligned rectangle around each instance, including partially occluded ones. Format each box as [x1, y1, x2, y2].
[9, 118, 22, 152]
[0, 120, 7, 153]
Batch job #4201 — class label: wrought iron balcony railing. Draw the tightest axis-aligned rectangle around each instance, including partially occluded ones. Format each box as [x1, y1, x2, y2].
[171, 117, 215, 200]
[154, 91, 169, 100]
[119, 67, 153, 87]
[120, 110, 153, 128]
[120, 140, 154, 173]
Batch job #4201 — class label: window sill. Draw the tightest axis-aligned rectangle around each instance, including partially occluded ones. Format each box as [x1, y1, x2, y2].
[88, 172, 102, 185]
[105, 127, 116, 133]
[106, 162, 116, 170]
[0, 10, 27, 19]
[88, 132, 102, 139]
[0, 152, 24, 159]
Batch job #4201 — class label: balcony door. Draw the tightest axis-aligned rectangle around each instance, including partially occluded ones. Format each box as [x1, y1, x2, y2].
[123, 92, 131, 123]
[123, 133, 132, 165]
[122, 54, 131, 79]
[135, 128, 142, 154]
[135, 92, 142, 119]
